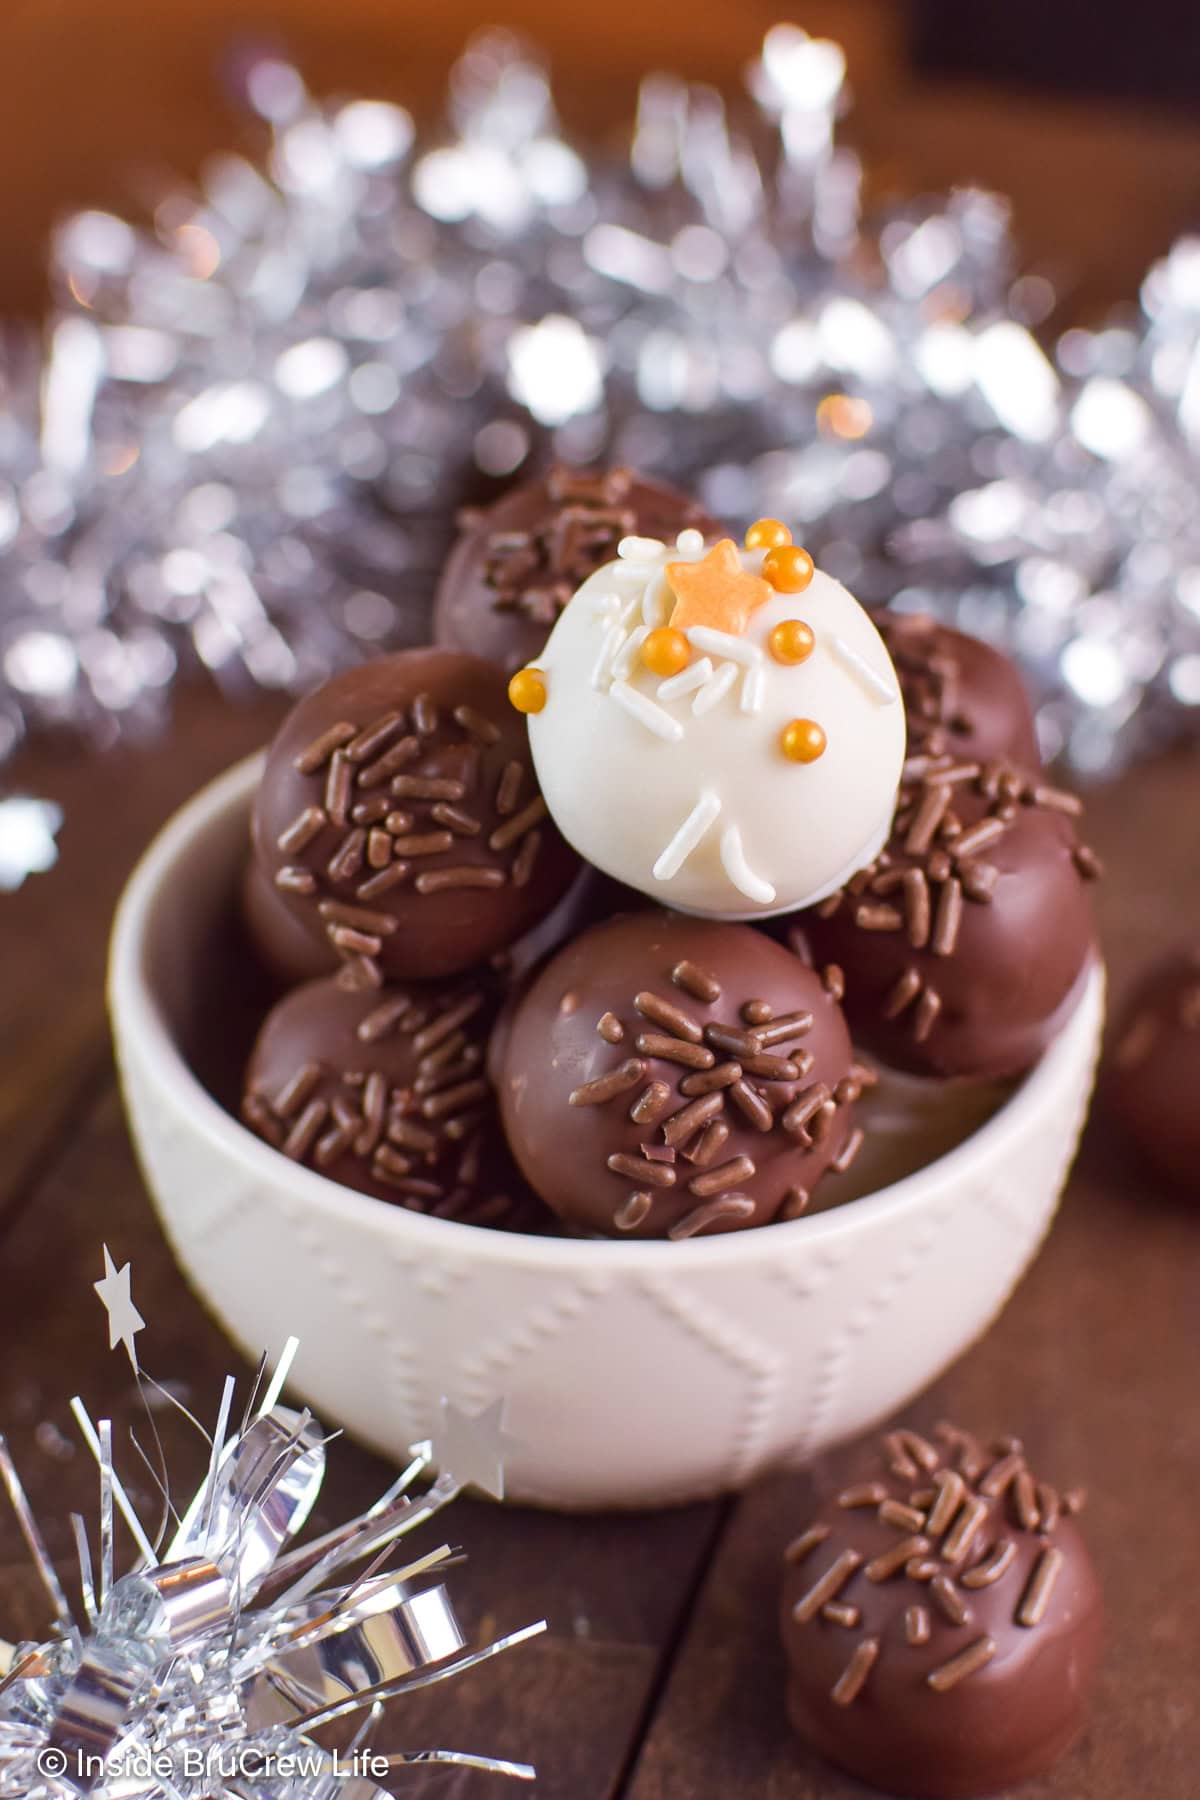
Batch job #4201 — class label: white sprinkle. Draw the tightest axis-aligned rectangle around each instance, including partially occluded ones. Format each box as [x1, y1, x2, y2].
[830, 634, 900, 705]
[618, 534, 665, 561]
[610, 679, 684, 742]
[741, 662, 766, 714]
[642, 568, 675, 628]
[687, 625, 763, 667]
[591, 621, 626, 691]
[675, 527, 705, 555]
[720, 824, 776, 904]
[692, 661, 738, 715]
[657, 656, 713, 701]
[653, 789, 722, 880]
[612, 625, 649, 681]
[588, 590, 623, 616]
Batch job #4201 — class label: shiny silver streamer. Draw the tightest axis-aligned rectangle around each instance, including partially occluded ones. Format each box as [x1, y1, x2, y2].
[0, 1358, 541, 1797]
[1, 20, 1198, 802]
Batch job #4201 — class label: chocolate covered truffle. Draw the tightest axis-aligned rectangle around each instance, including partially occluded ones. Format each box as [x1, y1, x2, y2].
[519, 524, 906, 918]
[242, 972, 538, 1228]
[781, 1421, 1102, 1799]
[803, 756, 1100, 1078]
[252, 649, 579, 983]
[1106, 945, 1200, 1188]
[498, 911, 862, 1238]
[879, 613, 1042, 768]
[433, 465, 716, 673]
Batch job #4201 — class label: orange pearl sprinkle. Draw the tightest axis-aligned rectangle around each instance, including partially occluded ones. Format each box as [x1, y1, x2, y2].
[780, 718, 827, 763]
[508, 667, 547, 714]
[769, 619, 816, 665]
[744, 517, 792, 552]
[641, 627, 691, 678]
[763, 544, 816, 593]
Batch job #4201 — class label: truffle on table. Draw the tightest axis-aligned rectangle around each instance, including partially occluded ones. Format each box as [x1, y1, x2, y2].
[242, 973, 545, 1230]
[432, 465, 716, 673]
[252, 649, 579, 983]
[879, 613, 1042, 769]
[781, 1420, 1102, 1799]
[801, 756, 1100, 1078]
[498, 910, 863, 1238]
[1105, 945, 1200, 1188]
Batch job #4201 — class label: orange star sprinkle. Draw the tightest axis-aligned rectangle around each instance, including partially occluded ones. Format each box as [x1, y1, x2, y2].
[666, 538, 773, 637]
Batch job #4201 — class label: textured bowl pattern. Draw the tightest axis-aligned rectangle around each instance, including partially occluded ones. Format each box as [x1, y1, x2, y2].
[111, 756, 1102, 1508]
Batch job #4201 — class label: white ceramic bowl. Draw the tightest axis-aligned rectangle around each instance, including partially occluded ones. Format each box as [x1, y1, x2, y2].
[109, 754, 1103, 1510]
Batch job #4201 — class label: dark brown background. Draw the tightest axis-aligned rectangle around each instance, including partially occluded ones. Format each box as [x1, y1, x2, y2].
[1, 2, 1199, 1796]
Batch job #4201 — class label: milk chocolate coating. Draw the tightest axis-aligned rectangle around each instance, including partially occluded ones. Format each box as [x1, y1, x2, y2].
[242, 973, 546, 1230]
[1105, 945, 1200, 1188]
[780, 1422, 1102, 1799]
[252, 649, 579, 982]
[802, 759, 1099, 1078]
[498, 911, 859, 1238]
[240, 855, 336, 989]
[432, 465, 717, 673]
[879, 613, 1042, 769]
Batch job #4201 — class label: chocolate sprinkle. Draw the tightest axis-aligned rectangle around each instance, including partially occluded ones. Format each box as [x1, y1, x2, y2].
[668, 1194, 756, 1239]
[1016, 1547, 1063, 1627]
[930, 1574, 970, 1626]
[606, 1151, 677, 1187]
[570, 1060, 648, 1106]
[672, 959, 722, 1002]
[785, 1523, 831, 1564]
[926, 1635, 997, 1693]
[830, 1636, 879, 1707]
[839, 1483, 888, 1509]
[961, 1540, 1017, 1589]
[629, 1081, 672, 1125]
[614, 1191, 653, 1231]
[792, 1551, 864, 1624]
[635, 990, 704, 1042]
[634, 1033, 715, 1070]
[294, 721, 356, 774]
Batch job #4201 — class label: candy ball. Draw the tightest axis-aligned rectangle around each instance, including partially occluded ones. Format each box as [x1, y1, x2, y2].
[781, 1420, 1102, 1798]
[802, 759, 1099, 1078]
[522, 534, 905, 918]
[497, 910, 861, 1238]
[242, 973, 539, 1227]
[253, 649, 579, 982]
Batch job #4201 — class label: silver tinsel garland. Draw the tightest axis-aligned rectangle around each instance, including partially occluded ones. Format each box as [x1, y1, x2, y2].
[0, 1255, 541, 1798]
[1, 21, 1199, 806]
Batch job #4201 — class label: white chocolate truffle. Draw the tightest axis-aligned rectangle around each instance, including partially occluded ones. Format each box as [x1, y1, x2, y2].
[518, 531, 906, 918]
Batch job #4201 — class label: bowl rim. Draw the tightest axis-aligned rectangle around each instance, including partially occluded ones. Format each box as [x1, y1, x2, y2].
[109, 750, 1104, 1272]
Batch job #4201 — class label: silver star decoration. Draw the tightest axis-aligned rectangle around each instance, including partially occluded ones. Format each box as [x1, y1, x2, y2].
[0, 798, 61, 892]
[94, 1245, 145, 1371]
[433, 1399, 510, 1501]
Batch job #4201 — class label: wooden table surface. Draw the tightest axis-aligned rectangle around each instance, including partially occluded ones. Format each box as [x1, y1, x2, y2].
[2, 11, 1200, 1798]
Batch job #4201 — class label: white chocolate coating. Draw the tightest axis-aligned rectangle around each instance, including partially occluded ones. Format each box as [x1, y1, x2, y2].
[525, 535, 906, 918]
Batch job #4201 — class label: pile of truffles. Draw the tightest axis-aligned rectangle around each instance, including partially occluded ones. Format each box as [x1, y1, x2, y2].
[238, 466, 1102, 1238]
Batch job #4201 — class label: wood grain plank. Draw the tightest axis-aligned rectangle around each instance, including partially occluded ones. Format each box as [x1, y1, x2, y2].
[0, 1081, 723, 1799]
[625, 749, 1200, 1799]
